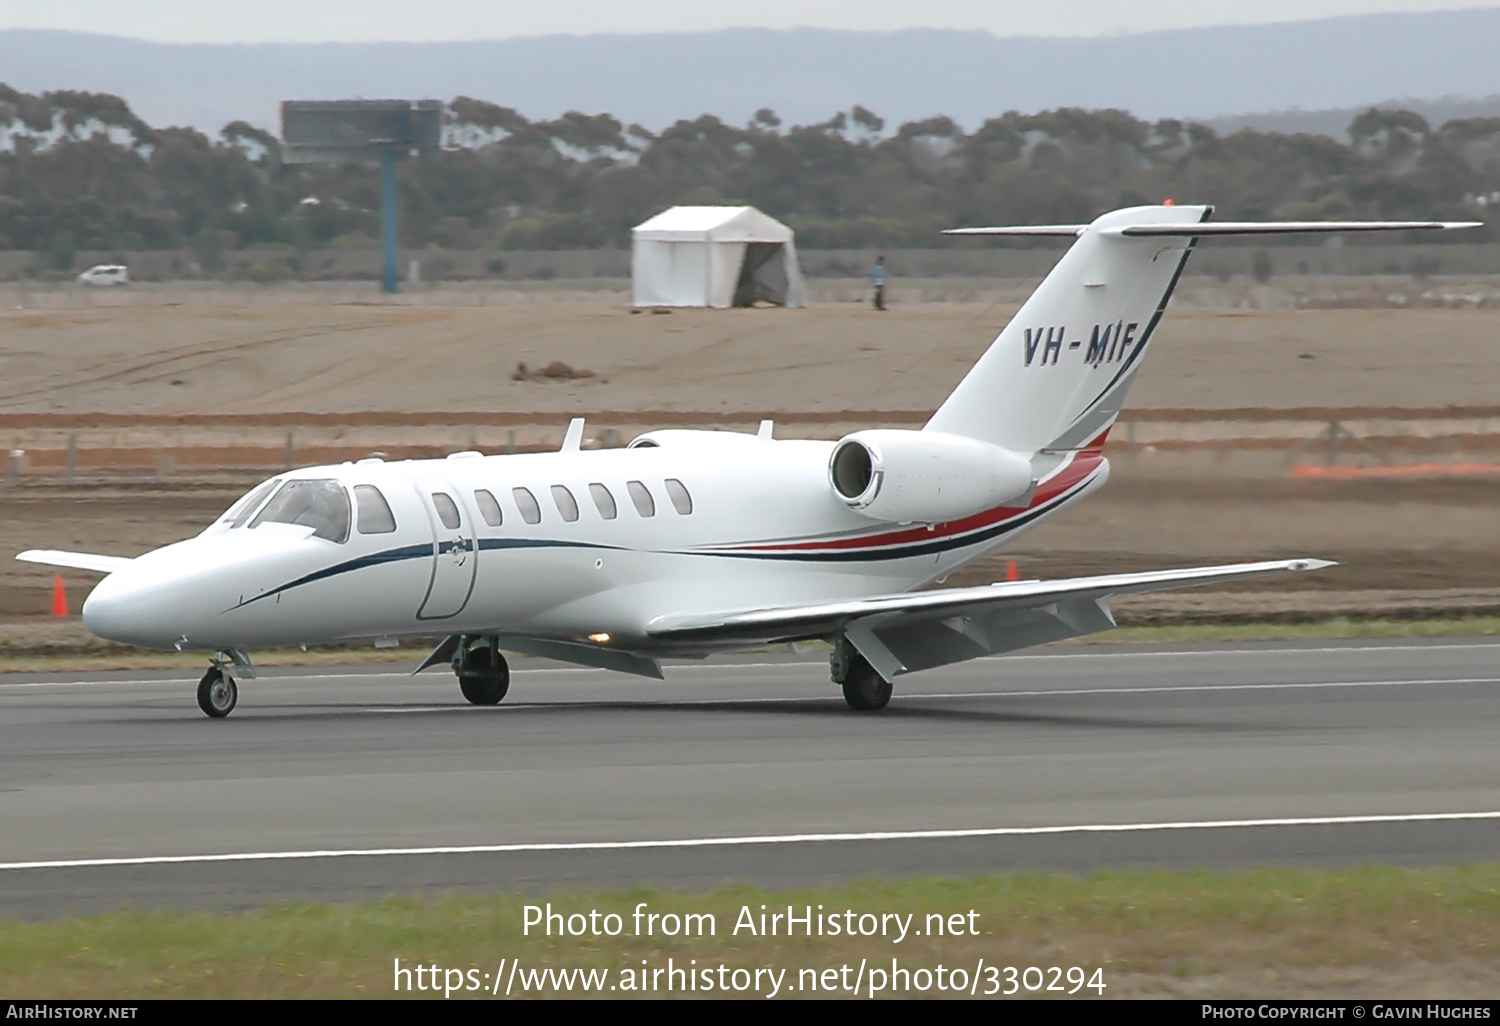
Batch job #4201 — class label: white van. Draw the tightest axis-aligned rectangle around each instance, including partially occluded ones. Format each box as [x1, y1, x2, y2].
[77, 264, 129, 287]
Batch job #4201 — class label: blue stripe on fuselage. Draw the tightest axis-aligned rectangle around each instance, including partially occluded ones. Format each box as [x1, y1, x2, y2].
[233, 536, 619, 608]
[229, 476, 1090, 611]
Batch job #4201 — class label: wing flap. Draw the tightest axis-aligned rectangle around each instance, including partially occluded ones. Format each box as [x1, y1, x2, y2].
[16, 549, 134, 574]
[647, 558, 1334, 645]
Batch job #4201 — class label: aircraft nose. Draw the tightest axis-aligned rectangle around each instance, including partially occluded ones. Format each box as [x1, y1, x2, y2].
[82, 570, 180, 648]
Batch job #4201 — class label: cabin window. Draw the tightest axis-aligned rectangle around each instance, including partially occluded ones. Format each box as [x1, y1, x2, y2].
[552, 484, 580, 522]
[589, 482, 617, 520]
[224, 479, 279, 528]
[249, 479, 351, 543]
[626, 480, 655, 517]
[354, 485, 397, 534]
[432, 492, 462, 530]
[474, 488, 503, 527]
[513, 487, 542, 525]
[665, 478, 694, 515]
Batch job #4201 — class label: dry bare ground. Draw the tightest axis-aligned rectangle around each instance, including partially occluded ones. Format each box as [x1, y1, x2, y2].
[1, 280, 1499, 417]
[0, 281, 1497, 645]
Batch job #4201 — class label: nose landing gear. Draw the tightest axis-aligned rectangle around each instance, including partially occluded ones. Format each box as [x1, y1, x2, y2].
[454, 635, 510, 705]
[197, 663, 237, 718]
[196, 649, 254, 718]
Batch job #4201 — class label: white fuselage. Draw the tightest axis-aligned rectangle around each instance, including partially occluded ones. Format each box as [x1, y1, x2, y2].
[81, 430, 1107, 654]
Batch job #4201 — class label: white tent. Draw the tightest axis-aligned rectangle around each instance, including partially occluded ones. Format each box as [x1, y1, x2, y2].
[631, 206, 806, 309]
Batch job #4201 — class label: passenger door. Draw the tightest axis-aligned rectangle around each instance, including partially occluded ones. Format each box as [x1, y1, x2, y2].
[415, 482, 477, 619]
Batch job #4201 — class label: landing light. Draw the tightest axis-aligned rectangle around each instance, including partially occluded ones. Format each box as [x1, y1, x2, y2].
[588, 632, 611, 644]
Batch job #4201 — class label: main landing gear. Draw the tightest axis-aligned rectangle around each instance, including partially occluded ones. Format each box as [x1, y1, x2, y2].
[830, 637, 893, 712]
[197, 663, 237, 718]
[454, 636, 510, 706]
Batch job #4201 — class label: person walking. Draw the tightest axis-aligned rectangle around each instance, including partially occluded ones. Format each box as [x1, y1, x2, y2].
[870, 255, 888, 311]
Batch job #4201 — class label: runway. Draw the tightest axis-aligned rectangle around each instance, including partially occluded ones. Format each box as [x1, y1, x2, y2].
[1, 638, 1497, 918]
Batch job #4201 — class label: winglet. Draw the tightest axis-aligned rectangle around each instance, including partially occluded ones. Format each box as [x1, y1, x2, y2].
[560, 418, 586, 452]
[757, 419, 774, 440]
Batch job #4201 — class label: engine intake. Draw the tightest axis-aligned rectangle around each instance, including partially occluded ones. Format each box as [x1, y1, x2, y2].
[829, 429, 1035, 524]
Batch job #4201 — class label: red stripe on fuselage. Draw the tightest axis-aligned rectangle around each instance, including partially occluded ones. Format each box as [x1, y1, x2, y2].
[723, 452, 1103, 554]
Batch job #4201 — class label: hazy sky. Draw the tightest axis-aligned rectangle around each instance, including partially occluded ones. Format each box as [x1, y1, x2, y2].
[0, 0, 1496, 43]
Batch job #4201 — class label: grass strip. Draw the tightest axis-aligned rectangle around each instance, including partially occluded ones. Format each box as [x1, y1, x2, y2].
[0, 617, 1497, 674]
[2, 866, 1497, 998]
[1077, 615, 1500, 645]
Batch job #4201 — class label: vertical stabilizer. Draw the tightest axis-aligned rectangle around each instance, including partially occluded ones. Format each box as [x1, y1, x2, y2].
[925, 204, 1210, 453]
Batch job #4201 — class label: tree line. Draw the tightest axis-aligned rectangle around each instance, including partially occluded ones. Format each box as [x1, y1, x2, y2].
[1, 84, 1496, 268]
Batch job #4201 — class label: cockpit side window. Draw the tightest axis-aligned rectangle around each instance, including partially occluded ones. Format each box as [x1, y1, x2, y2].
[354, 485, 397, 534]
[223, 479, 280, 528]
[249, 479, 351, 543]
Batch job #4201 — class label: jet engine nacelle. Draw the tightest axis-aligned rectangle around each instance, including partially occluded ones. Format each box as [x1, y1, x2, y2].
[828, 429, 1035, 524]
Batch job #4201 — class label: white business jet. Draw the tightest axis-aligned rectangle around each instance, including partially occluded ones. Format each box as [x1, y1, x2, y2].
[19, 205, 1478, 717]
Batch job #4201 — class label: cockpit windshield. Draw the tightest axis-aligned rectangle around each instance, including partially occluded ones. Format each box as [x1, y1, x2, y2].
[248, 479, 351, 543]
[220, 479, 281, 529]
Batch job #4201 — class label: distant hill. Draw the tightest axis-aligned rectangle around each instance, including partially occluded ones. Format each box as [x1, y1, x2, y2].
[3, 9, 1500, 134]
[1210, 96, 1500, 141]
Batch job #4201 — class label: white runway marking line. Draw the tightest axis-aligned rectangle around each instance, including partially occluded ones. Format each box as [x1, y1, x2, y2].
[5, 673, 1486, 710]
[4, 637, 1500, 689]
[3, 810, 1498, 873]
[345, 676, 1500, 713]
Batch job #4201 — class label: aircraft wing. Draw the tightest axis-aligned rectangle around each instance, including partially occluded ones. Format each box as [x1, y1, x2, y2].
[647, 558, 1332, 679]
[16, 550, 134, 574]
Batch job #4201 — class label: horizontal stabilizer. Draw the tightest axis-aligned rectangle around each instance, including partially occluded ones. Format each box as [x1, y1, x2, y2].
[16, 549, 133, 574]
[944, 225, 1086, 237]
[945, 220, 1479, 239]
[1110, 220, 1480, 238]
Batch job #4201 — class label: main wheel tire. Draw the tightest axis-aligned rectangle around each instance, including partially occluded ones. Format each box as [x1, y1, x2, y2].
[457, 644, 510, 706]
[197, 666, 237, 718]
[841, 661, 893, 712]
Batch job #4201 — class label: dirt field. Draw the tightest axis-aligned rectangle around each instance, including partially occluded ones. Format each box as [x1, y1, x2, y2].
[1, 280, 1498, 647]
[2, 281, 1499, 417]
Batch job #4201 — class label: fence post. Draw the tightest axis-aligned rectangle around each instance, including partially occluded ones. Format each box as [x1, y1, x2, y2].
[65, 433, 77, 483]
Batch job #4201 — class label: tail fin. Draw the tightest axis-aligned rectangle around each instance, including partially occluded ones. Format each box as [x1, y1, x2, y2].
[925, 205, 1478, 454]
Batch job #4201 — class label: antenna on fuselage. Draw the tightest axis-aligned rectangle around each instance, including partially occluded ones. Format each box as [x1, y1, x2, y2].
[560, 418, 586, 452]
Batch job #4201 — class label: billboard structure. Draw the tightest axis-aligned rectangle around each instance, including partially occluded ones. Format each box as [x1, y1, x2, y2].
[281, 100, 444, 293]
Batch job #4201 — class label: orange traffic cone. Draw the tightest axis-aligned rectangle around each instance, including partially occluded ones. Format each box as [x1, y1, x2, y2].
[1006, 560, 1019, 582]
[51, 575, 68, 617]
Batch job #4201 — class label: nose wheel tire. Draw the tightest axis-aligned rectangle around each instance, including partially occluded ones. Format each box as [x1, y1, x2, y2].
[197, 666, 238, 718]
[457, 642, 510, 706]
[840, 660, 893, 712]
